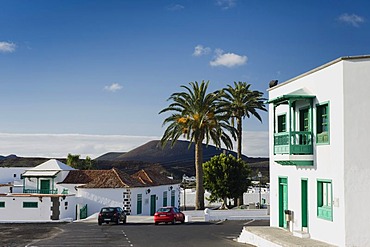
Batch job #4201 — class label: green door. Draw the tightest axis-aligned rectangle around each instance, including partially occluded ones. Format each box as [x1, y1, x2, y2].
[40, 180, 50, 194]
[150, 195, 156, 216]
[279, 177, 288, 228]
[301, 179, 308, 228]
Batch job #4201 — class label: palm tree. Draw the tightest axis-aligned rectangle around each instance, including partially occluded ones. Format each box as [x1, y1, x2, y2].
[221, 82, 266, 206]
[159, 80, 236, 210]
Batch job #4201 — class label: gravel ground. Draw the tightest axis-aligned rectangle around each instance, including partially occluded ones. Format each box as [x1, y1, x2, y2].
[0, 223, 66, 247]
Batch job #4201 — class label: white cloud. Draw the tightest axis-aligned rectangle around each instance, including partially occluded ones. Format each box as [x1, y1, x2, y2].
[215, 0, 236, 10]
[0, 133, 160, 159]
[193, 45, 211, 56]
[0, 42, 16, 53]
[0, 131, 268, 159]
[210, 49, 247, 68]
[338, 13, 365, 27]
[104, 83, 122, 92]
[240, 131, 268, 157]
[166, 4, 184, 11]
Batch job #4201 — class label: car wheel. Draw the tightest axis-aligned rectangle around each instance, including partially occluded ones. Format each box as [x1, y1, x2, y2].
[155, 222, 159, 225]
[98, 221, 102, 226]
[180, 220, 184, 224]
[171, 218, 176, 225]
[123, 218, 127, 224]
[116, 218, 120, 225]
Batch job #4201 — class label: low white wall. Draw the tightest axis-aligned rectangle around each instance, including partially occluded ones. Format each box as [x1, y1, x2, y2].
[204, 208, 269, 221]
[180, 189, 270, 207]
[0, 196, 52, 222]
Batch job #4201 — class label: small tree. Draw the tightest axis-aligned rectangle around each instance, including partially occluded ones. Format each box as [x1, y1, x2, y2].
[203, 153, 251, 209]
[67, 154, 96, 170]
[67, 153, 80, 169]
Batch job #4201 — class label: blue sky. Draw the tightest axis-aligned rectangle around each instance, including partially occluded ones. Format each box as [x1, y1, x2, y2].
[1, 0, 369, 158]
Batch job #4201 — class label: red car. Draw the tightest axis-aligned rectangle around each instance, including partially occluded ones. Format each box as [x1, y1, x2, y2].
[154, 206, 185, 225]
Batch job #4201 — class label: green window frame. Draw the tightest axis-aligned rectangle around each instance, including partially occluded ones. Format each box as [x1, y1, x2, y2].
[317, 179, 333, 221]
[163, 191, 167, 207]
[316, 103, 329, 144]
[23, 202, 38, 208]
[277, 114, 287, 132]
[137, 194, 142, 214]
[0, 201, 5, 208]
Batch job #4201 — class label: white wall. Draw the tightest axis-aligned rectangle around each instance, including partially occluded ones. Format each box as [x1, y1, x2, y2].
[0, 185, 11, 193]
[0, 196, 52, 221]
[343, 59, 370, 247]
[130, 184, 181, 216]
[179, 189, 270, 208]
[0, 167, 26, 183]
[76, 184, 181, 217]
[77, 188, 127, 216]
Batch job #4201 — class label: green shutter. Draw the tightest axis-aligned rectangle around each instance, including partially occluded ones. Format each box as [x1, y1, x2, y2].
[316, 103, 330, 144]
[0, 201, 5, 208]
[170, 190, 175, 207]
[23, 202, 38, 208]
[163, 191, 167, 207]
[137, 194, 142, 214]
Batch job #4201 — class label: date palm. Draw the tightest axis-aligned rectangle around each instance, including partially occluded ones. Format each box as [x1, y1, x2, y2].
[159, 80, 236, 210]
[221, 82, 267, 158]
[221, 82, 266, 206]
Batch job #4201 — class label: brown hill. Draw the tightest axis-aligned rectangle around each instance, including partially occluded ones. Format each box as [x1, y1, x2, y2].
[95, 140, 269, 179]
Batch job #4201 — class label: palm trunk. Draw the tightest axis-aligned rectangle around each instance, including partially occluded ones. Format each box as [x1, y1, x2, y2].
[195, 137, 205, 210]
[237, 117, 242, 159]
[236, 117, 244, 206]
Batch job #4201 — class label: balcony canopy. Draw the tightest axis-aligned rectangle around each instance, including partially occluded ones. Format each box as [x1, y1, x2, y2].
[22, 170, 59, 178]
[268, 88, 315, 105]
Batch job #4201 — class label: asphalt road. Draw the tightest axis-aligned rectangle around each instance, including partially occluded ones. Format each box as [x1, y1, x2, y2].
[0, 220, 269, 247]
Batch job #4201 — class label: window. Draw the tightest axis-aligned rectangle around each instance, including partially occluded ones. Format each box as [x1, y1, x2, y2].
[317, 179, 332, 221]
[163, 191, 167, 207]
[23, 202, 38, 208]
[317, 103, 329, 144]
[137, 194, 142, 214]
[277, 114, 286, 132]
[0, 201, 5, 208]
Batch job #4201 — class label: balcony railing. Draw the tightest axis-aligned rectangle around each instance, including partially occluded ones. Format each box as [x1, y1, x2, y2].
[274, 131, 313, 155]
[23, 189, 58, 194]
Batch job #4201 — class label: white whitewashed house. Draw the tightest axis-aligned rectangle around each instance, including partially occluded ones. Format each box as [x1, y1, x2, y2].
[268, 55, 370, 246]
[0, 159, 181, 222]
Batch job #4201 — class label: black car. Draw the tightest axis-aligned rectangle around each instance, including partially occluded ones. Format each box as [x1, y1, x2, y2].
[98, 207, 127, 225]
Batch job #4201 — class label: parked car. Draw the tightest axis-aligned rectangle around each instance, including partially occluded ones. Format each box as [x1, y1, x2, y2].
[154, 206, 185, 225]
[98, 207, 127, 225]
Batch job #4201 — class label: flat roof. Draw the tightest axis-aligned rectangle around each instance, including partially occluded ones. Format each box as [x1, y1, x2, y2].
[268, 55, 370, 91]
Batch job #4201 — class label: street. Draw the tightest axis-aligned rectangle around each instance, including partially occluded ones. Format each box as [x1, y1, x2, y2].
[0, 220, 268, 247]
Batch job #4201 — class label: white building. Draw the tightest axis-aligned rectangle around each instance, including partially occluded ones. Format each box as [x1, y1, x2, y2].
[268, 55, 370, 246]
[0, 159, 180, 222]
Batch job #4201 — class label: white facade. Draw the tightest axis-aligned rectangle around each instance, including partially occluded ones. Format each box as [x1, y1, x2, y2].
[0, 167, 26, 183]
[268, 56, 370, 246]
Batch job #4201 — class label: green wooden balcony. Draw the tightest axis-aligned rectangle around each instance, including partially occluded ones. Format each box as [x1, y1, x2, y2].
[23, 188, 58, 194]
[274, 131, 313, 155]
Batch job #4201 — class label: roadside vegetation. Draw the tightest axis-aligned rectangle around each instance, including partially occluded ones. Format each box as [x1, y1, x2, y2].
[203, 153, 251, 209]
